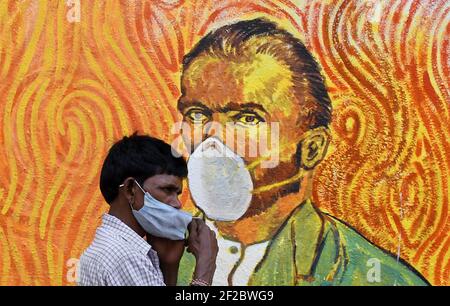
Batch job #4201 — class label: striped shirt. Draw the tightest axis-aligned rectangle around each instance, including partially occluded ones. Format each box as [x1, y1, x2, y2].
[77, 213, 165, 286]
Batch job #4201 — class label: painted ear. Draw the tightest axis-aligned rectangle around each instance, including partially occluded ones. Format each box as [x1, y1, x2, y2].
[299, 127, 330, 170]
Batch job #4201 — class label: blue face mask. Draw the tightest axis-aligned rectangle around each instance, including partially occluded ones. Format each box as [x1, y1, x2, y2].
[131, 180, 192, 240]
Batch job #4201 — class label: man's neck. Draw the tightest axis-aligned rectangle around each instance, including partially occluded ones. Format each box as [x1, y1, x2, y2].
[108, 201, 146, 237]
[214, 174, 313, 246]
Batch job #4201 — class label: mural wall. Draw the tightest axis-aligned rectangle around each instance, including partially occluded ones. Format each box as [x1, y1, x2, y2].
[0, 0, 448, 285]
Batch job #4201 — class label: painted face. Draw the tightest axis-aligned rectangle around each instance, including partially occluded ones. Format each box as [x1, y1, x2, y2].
[178, 54, 310, 217]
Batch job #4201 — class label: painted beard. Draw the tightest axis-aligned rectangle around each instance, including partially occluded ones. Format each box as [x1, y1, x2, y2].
[241, 163, 301, 219]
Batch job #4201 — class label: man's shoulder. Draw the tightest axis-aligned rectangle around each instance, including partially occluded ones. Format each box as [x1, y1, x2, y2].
[79, 228, 144, 275]
[275, 204, 429, 285]
[323, 214, 430, 286]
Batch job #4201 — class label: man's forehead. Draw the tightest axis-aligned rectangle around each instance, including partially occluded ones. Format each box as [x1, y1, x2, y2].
[183, 53, 292, 84]
[144, 174, 182, 188]
[181, 57, 244, 107]
[180, 54, 295, 111]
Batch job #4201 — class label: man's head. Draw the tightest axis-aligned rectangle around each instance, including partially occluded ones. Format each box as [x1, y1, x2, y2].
[100, 133, 187, 222]
[178, 18, 332, 221]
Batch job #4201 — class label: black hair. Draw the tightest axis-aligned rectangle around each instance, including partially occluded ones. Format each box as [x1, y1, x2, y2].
[99, 132, 187, 204]
[182, 17, 332, 129]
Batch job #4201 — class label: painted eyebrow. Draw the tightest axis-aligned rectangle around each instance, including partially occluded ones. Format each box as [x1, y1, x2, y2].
[177, 100, 210, 112]
[218, 102, 267, 113]
[177, 100, 267, 115]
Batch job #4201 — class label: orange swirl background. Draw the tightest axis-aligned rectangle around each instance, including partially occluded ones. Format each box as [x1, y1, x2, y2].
[0, 0, 448, 285]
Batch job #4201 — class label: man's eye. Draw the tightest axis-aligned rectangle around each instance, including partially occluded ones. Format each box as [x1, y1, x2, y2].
[185, 110, 208, 123]
[235, 113, 264, 126]
[163, 187, 176, 194]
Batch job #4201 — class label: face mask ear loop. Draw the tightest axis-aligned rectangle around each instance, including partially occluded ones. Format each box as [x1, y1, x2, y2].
[133, 180, 145, 193]
[130, 180, 146, 211]
[129, 199, 136, 211]
[251, 168, 305, 195]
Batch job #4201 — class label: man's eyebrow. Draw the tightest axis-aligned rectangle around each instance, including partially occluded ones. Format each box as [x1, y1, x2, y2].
[218, 102, 267, 113]
[160, 183, 182, 192]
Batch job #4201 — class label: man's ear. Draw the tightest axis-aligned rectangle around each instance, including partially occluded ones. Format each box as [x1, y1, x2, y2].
[121, 177, 136, 204]
[298, 127, 330, 170]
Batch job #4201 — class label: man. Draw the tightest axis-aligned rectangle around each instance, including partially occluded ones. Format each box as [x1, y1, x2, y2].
[78, 134, 218, 286]
[176, 18, 429, 285]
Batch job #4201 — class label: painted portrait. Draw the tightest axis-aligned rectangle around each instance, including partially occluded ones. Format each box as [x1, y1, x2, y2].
[175, 17, 429, 285]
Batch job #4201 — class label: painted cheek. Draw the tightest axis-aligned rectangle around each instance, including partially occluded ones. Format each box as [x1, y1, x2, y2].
[184, 122, 204, 151]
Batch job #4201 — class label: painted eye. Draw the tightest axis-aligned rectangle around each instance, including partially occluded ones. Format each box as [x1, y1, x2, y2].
[236, 113, 263, 126]
[186, 110, 208, 124]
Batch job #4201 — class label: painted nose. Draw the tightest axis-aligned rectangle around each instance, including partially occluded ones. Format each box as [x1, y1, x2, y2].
[203, 120, 224, 142]
[201, 137, 225, 155]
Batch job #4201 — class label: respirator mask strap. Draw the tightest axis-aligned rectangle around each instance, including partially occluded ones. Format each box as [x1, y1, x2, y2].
[251, 168, 306, 195]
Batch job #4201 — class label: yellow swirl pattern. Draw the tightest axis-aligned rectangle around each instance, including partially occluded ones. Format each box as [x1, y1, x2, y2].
[0, 0, 448, 285]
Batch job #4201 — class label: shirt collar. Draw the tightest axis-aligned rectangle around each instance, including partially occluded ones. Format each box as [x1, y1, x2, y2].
[199, 199, 325, 277]
[102, 213, 152, 256]
[289, 199, 325, 277]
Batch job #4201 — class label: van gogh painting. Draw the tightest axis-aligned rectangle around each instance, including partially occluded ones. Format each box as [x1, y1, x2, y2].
[0, 0, 448, 286]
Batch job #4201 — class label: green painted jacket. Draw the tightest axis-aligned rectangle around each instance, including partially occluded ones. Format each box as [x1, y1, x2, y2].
[177, 200, 429, 286]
